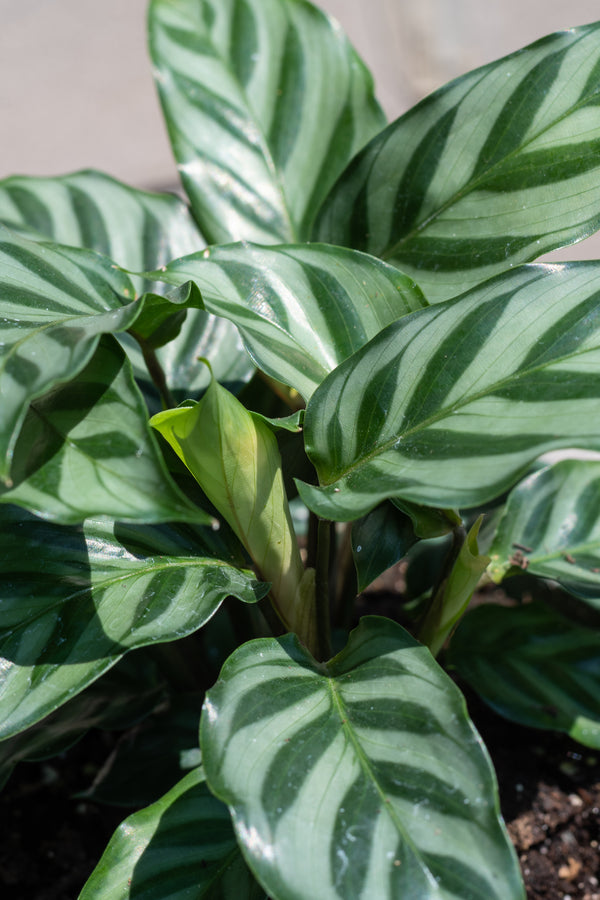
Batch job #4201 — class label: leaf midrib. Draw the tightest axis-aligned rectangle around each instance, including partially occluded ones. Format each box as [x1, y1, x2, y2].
[383, 29, 596, 260]
[322, 336, 600, 485]
[326, 675, 444, 895]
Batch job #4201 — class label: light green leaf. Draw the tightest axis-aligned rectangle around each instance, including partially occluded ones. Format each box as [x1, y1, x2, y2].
[0, 654, 166, 790]
[202, 617, 524, 900]
[488, 458, 600, 606]
[80, 769, 268, 900]
[0, 505, 267, 739]
[419, 518, 490, 657]
[298, 263, 600, 520]
[448, 602, 600, 748]
[315, 21, 600, 303]
[148, 0, 385, 244]
[152, 242, 426, 400]
[150, 376, 313, 642]
[0, 337, 205, 524]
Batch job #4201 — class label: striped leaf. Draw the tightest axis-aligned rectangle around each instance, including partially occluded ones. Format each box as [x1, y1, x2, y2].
[0, 504, 267, 739]
[0, 171, 204, 288]
[0, 227, 142, 483]
[0, 655, 166, 790]
[315, 22, 600, 304]
[201, 617, 524, 900]
[0, 337, 204, 524]
[81, 769, 268, 900]
[153, 243, 426, 400]
[148, 0, 386, 244]
[448, 603, 600, 748]
[488, 458, 600, 606]
[0, 172, 254, 404]
[298, 263, 600, 521]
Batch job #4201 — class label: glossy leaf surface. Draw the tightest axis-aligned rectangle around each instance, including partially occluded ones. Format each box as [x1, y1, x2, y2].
[153, 242, 426, 399]
[0, 505, 267, 739]
[315, 22, 600, 303]
[0, 171, 253, 403]
[0, 228, 139, 482]
[0, 170, 204, 289]
[202, 617, 524, 900]
[81, 769, 268, 899]
[0, 338, 203, 524]
[449, 603, 600, 748]
[148, 0, 385, 244]
[299, 264, 600, 520]
[488, 458, 600, 606]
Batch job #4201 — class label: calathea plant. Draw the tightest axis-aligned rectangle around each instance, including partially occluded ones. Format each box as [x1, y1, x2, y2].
[1, 1, 600, 897]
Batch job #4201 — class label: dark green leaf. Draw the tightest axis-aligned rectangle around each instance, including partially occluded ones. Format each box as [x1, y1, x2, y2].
[0, 654, 166, 790]
[83, 694, 203, 807]
[352, 502, 417, 592]
[80, 769, 268, 899]
[449, 603, 600, 748]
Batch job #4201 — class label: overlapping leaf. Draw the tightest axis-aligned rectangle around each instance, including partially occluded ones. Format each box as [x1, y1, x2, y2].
[298, 263, 600, 521]
[0, 505, 267, 739]
[202, 617, 524, 900]
[0, 170, 204, 288]
[0, 227, 142, 482]
[148, 0, 386, 244]
[0, 337, 204, 524]
[152, 242, 427, 399]
[0, 655, 166, 790]
[487, 458, 600, 606]
[83, 694, 203, 807]
[315, 21, 600, 303]
[0, 172, 254, 404]
[80, 769, 268, 899]
[448, 603, 600, 748]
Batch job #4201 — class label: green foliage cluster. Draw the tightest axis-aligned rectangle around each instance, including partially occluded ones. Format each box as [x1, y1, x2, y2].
[2, 2, 600, 896]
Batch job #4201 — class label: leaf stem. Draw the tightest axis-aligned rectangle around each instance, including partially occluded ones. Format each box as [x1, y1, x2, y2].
[314, 518, 333, 661]
[139, 340, 176, 410]
[418, 523, 467, 653]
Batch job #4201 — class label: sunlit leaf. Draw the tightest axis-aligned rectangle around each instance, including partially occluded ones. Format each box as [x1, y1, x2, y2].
[202, 617, 524, 900]
[315, 22, 600, 302]
[298, 264, 600, 520]
[152, 242, 426, 399]
[149, 0, 385, 243]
